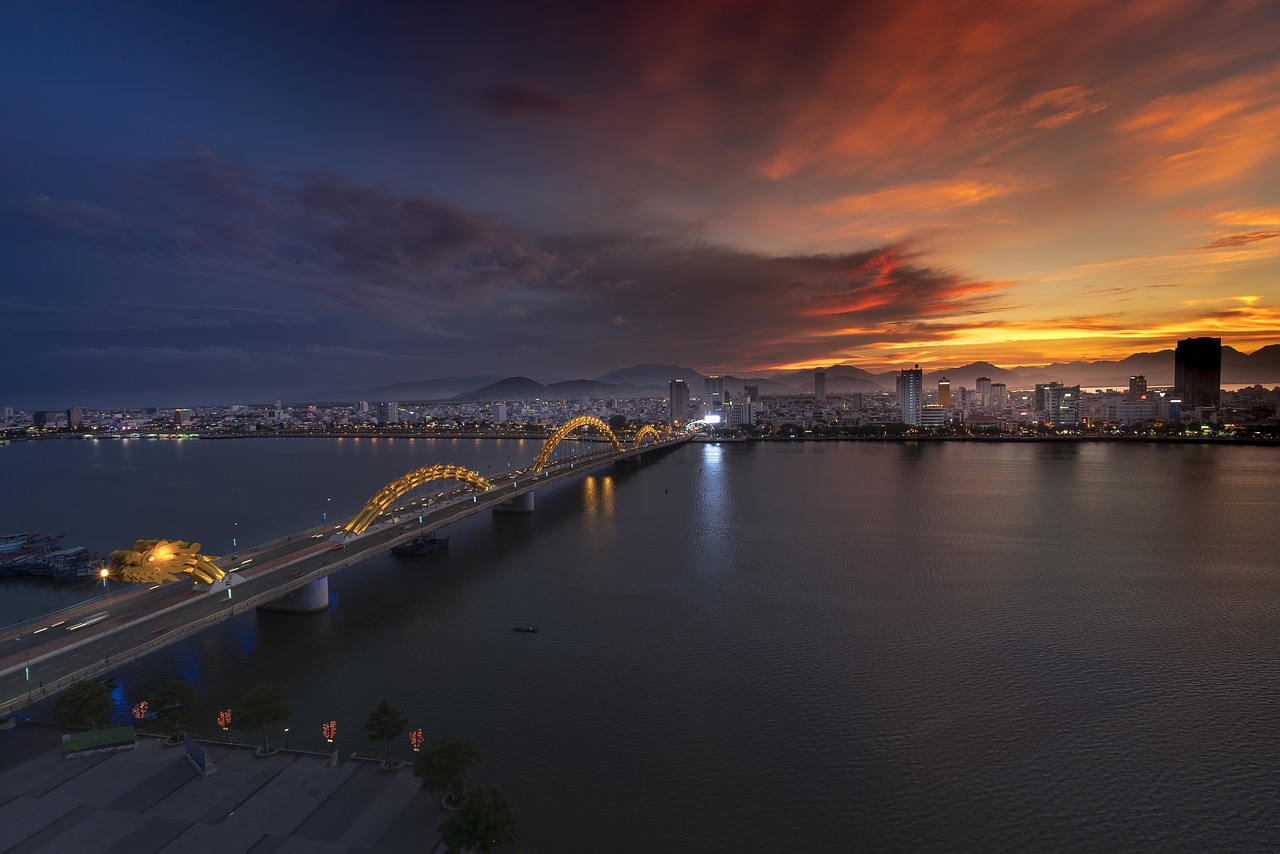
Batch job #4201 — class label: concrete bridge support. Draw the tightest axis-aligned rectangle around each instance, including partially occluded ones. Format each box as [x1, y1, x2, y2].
[493, 490, 536, 513]
[257, 576, 330, 613]
[618, 453, 643, 465]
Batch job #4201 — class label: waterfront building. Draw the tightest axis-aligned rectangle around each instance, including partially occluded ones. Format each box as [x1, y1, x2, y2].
[938, 377, 950, 410]
[1035, 382, 1064, 412]
[814, 370, 827, 404]
[1043, 384, 1082, 425]
[377, 401, 400, 424]
[1175, 337, 1221, 408]
[669, 379, 690, 426]
[1128, 375, 1147, 402]
[896, 365, 924, 426]
[920, 405, 947, 428]
[66, 407, 83, 428]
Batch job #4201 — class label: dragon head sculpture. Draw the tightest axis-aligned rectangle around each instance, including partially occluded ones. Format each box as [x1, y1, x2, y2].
[105, 539, 226, 585]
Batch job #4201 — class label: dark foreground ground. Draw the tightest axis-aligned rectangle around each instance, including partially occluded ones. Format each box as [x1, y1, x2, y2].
[0, 723, 448, 854]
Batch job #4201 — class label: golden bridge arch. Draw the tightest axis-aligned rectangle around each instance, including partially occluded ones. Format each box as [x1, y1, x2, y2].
[633, 425, 663, 446]
[345, 464, 493, 535]
[532, 416, 623, 472]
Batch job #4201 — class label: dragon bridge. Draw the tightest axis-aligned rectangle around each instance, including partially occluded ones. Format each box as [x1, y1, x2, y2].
[345, 464, 493, 535]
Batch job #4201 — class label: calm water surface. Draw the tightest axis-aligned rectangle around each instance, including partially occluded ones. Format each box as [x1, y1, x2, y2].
[2, 437, 1279, 852]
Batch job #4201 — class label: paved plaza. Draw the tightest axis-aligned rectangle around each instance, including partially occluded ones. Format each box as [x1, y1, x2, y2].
[0, 724, 444, 853]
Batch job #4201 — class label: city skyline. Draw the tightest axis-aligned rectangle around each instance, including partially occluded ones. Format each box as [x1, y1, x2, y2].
[4, 2, 1280, 406]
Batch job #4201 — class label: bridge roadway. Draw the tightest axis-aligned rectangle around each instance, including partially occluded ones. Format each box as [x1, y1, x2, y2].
[0, 435, 688, 718]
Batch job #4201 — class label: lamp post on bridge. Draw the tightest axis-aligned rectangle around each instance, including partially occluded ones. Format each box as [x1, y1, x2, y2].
[12, 635, 31, 701]
[323, 497, 331, 523]
[232, 521, 238, 549]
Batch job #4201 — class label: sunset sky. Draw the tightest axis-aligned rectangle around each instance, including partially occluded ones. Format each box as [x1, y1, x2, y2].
[3, 0, 1280, 406]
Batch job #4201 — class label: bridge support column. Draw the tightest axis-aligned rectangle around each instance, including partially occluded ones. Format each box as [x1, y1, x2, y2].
[257, 576, 330, 613]
[618, 453, 643, 465]
[493, 490, 535, 513]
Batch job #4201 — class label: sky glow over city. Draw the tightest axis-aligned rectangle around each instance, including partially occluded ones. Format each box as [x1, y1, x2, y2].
[3, 1, 1279, 405]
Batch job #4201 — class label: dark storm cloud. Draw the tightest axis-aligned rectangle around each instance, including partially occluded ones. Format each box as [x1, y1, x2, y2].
[465, 84, 575, 119]
[19, 149, 555, 326]
[507, 233, 1012, 372]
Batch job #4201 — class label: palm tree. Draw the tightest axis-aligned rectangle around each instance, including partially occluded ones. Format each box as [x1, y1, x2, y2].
[363, 698, 408, 762]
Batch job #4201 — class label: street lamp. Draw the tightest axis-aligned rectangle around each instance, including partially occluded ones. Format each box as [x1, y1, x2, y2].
[323, 498, 331, 522]
[232, 521, 238, 549]
[284, 727, 290, 749]
[12, 636, 30, 700]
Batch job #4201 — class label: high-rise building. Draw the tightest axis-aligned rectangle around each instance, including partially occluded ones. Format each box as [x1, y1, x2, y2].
[814, 370, 826, 404]
[990, 382, 1007, 407]
[1174, 337, 1221, 408]
[669, 379, 690, 425]
[1127, 375, 1147, 402]
[66, 407, 84, 428]
[704, 375, 725, 415]
[744, 384, 759, 401]
[377, 401, 399, 423]
[494, 403, 508, 423]
[938, 377, 950, 409]
[1043, 385, 1082, 425]
[896, 365, 924, 426]
[976, 376, 992, 408]
[1035, 382, 1064, 412]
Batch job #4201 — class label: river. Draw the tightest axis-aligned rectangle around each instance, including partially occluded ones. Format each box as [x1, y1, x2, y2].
[2, 437, 1279, 852]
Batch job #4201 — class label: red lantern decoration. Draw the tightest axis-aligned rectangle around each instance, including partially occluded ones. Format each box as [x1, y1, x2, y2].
[218, 709, 232, 731]
[132, 701, 149, 720]
[409, 727, 423, 752]
[322, 720, 336, 743]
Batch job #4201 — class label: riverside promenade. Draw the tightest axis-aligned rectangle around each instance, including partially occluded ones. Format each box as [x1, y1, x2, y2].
[0, 724, 448, 853]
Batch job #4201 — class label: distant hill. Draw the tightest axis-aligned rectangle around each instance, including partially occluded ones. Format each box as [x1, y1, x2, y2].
[596, 363, 704, 387]
[770, 364, 887, 389]
[451, 376, 548, 401]
[317, 374, 505, 402]
[918, 362, 1027, 389]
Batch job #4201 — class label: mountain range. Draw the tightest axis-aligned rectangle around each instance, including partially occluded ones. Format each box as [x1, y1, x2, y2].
[322, 346, 1280, 402]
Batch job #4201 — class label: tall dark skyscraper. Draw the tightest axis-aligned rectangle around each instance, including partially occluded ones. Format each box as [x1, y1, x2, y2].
[1128, 375, 1147, 402]
[669, 379, 689, 425]
[896, 365, 923, 426]
[814, 370, 826, 404]
[1174, 337, 1221, 408]
[938, 376, 950, 409]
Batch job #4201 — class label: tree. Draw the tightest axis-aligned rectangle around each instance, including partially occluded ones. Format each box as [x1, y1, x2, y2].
[607, 414, 629, 433]
[151, 678, 198, 739]
[236, 682, 290, 751]
[53, 680, 112, 729]
[439, 784, 517, 854]
[363, 698, 408, 762]
[414, 734, 484, 806]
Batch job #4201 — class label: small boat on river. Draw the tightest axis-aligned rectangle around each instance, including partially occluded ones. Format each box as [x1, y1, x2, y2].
[512, 626, 539, 633]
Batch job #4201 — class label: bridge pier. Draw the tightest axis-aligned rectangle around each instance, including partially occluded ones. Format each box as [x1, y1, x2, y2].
[493, 490, 535, 513]
[257, 576, 330, 613]
[618, 453, 643, 465]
